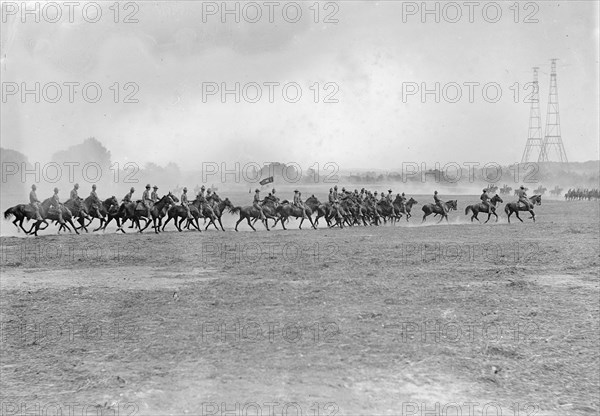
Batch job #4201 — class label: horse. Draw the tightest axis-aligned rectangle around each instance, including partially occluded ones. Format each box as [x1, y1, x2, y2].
[393, 197, 418, 222]
[229, 205, 270, 231]
[28, 198, 79, 236]
[63, 198, 91, 232]
[91, 196, 121, 232]
[119, 193, 176, 233]
[4, 204, 48, 234]
[465, 194, 503, 223]
[504, 195, 541, 223]
[273, 203, 316, 230]
[421, 200, 458, 223]
[205, 196, 234, 231]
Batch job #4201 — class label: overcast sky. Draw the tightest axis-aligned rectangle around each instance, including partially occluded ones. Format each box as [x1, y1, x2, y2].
[1, 1, 598, 170]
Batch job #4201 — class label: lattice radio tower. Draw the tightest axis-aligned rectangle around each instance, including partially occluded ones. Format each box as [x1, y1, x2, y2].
[538, 59, 568, 163]
[521, 67, 543, 163]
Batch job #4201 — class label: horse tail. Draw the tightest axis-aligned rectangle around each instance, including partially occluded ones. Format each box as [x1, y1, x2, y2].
[4, 207, 15, 220]
[465, 205, 472, 215]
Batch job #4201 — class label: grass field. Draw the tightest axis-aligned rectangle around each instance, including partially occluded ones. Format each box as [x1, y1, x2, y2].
[1, 197, 598, 415]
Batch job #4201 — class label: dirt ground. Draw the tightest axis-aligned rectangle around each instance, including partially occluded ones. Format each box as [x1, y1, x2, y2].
[1, 197, 598, 415]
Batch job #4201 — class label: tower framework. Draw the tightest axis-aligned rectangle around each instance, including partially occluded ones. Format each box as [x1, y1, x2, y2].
[521, 67, 543, 163]
[538, 59, 568, 163]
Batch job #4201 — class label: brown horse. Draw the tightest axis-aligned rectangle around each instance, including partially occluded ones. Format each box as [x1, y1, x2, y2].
[63, 198, 91, 232]
[393, 197, 418, 222]
[504, 195, 541, 223]
[118, 193, 177, 233]
[421, 200, 458, 223]
[465, 194, 503, 223]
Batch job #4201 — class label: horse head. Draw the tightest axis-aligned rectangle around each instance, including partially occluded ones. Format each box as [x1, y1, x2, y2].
[448, 200, 458, 210]
[492, 194, 503, 204]
[168, 192, 179, 203]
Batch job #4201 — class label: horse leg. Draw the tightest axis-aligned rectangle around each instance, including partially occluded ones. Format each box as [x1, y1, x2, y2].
[218, 217, 225, 231]
[299, 217, 304, 230]
[162, 214, 172, 231]
[235, 216, 243, 231]
[515, 211, 523, 222]
[247, 216, 257, 231]
[67, 219, 79, 234]
[280, 216, 287, 230]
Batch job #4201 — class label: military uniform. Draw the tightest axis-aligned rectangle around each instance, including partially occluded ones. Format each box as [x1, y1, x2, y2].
[29, 187, 43, 220]
[293, 191, 308, 219]
[253, 191, 266, 220]
[49, 190, 64, 223]
[434, 192, 447, 213]
[181, 189, 192, 219]
[142, 186, 153, 218]
[70, 185, 79, 201]
[517, 187, 531, 209]
[123, 189, 134, 203]
[480, 190, 492, 211]
[151, 187, 159, 203]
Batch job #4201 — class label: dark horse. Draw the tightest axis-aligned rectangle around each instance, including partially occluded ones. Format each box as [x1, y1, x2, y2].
[421, 200, 458, 223]
[504, 195, 541, 223]
[4, 204, 49, 234]
[274, 203, 316, 230]
[28, 198, 80, 236]
[118, 193, 177, 233]
[393, 197, 418, 222]
[229, 205, 270, 231]
[465, 194, 503, 223]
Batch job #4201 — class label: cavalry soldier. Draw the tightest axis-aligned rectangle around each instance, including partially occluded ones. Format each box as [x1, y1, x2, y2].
[180, 187, 193, 220]
[253, 189, 266, 221]
[151, 185, 159, 203]
[198, 185, 206, 199]
[89, 184, 101, 215]
[516, 186, 532, 210]
[386, 189, 393, 203]
[271, 188, 280, 204]
[49, 187, 65, 224]
[434, 190, 447, 213]
[328, 188, 336, 204]
[293, 190, 308, 219]
[206, 188, 213, 202]
[359, 188, 365, 201]
[70, 183, 80, 201]
[123, 187, 135, 204]
[480, 188, 492, 211]
[399, 192, 407, 205]
[142, 184, 154, 218]
[332, 185, 339, 203]
[29, 184, 43, 220]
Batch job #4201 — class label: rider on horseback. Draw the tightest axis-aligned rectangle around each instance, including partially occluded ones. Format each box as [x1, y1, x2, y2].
[123, 187, 134, 203]
[29, 184, 43, 220]
[517, 186, 532, 210]
[434, 191, 447, 213]
[480, 188, 493, 212]
[142, 184, 154, 219]
[151, 185, 159, 203]
[49, 187, 65, 224]
[70, 183, 80, 201]
[180, 187, 193, 220]
[253, 189, 266, 221]
[386, 190, 393, 203]
[271, 188, 280, 204]
[90, 184, 101, 215]
[293, 190, 308, 219]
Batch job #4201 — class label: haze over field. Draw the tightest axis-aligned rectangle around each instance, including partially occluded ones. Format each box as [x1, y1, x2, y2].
[1, 1, 599, 170]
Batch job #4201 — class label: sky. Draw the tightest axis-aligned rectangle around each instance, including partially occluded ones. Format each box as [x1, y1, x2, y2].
[1, 1, 599, 171]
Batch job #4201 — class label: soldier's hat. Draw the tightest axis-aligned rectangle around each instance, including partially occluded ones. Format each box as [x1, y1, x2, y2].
[255, 189, 260, 192]
[402, 192, 405, 196]
[334, 185, 338, 189]
[130, 187, 135, 192]
[374, 191, 378, 195]
[434, 190, 438, 194]
[329, 188, 333, 192]
[483, 188, 487, 192]
[183, 187, 187, 191]
[146, 184, 151, 188]
[54, 187, 59, 193]
[153, 185, 158, 189]
[92, 184, 96, 189]
[520, 186, 525, 189]
[31, 184, 36, 189]
[342, 187, 346, 191]
[388, 189, 392, 193]
[201, 185, 206, 190]
[74, 183, 79, 188]
[272, 188, 276, 193]
[294, 190, 299, 193]
[207, 189, 212, 193]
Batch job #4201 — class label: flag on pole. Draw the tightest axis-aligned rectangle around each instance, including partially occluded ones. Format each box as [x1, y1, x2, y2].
[259, 176, 274, 186]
